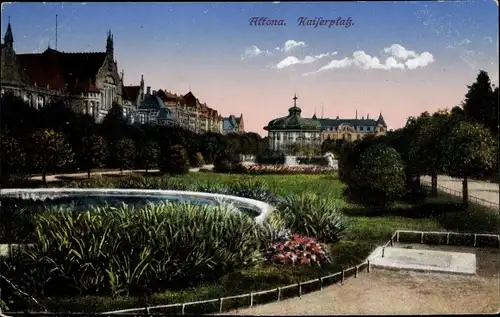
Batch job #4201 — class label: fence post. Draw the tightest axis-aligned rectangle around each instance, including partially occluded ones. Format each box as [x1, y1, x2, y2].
[382, 247, 385, 258]
[341, 270, 345, 284]
[298, 282, 302, 297]
[396, 231, 400, 242]
[446, 232, 450, 245]
[320, 278, 324, 291]
[181, 304, 186, 316]
[474, 234, 477, 247]
[249, 292, 254, 307]
[145, 307, 150, 315]
[219, 298, 223, 314]
[420, 232, 424, 244]
[355, 266, 359, 278]
[367, 260, 371, 273]
[390, 238, 394, 247]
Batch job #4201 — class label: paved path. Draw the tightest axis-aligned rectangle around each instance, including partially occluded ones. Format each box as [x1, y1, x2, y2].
[421, 175, 499, 208]
[224, 269, 499, 315]
[29, 165, 214, 183]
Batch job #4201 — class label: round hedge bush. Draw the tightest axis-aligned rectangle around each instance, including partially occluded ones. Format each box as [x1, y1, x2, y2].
[158, 144, 190, 175]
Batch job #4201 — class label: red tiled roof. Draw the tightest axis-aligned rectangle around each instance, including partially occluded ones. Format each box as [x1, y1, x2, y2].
[123, 85, 141, 101]
[16, 48, 107, 93]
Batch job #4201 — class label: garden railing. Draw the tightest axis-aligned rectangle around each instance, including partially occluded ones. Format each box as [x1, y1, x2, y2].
[421, 179, 499, 210]
[3, 230, 499, 317]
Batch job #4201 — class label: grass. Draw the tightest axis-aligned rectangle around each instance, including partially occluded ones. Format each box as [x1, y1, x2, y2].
[5, 172, 498, 313]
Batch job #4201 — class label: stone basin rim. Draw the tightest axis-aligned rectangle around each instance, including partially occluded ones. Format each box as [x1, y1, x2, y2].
[0, 188, 274, 224]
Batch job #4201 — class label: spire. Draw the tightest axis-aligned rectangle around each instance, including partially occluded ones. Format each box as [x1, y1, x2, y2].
[106, 30, 114, 58]
[140, 74, 144, 89]
[4, 18, 14, 46]
[120, 69, 124, 83]
[293, 94, 298, 107]
[313, 107, 317, 120]
[355, 109, 358, 119]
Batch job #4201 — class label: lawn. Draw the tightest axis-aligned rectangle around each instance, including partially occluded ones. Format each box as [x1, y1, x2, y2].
[2, 172, 497, 313]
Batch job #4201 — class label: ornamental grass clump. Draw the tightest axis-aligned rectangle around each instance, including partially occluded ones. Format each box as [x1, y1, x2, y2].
[276, 193, 347, 244]
[1, 202, 264, 298]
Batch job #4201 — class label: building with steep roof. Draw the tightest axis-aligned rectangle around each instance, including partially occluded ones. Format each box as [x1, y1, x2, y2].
[156, 90, 223, 134]
[136, 87, 174, 126]
[222, 114, 244, 134]
[264, 95, 322, 153]
[318, 111, 387, 142]
[1, 22, 123, 122]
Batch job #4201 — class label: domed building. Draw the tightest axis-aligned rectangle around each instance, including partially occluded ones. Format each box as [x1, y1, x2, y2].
[264, 95, 322, 153]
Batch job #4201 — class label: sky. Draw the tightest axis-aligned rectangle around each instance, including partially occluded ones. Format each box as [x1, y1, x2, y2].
[1, 1, 499, 135]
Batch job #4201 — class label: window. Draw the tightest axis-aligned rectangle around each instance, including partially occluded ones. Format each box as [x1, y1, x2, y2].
[360, 126, 364, 131]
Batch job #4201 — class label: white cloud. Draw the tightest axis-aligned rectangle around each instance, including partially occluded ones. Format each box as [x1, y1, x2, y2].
[405, 52, 435, 69]
[383, 44, 417, 60]
[242, 45, 271, 59]
[283, 40, 306, 52]
[304, 44, 434, 75]
[276, 52, 337, 70]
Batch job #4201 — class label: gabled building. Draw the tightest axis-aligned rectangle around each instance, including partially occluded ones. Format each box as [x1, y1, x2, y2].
[1, 22, 124, 122]
[156, 90, 222, 134]
[121, 73, 146, 123]
[136, 87, 174, 126]
[317, 112, 387, 142]
[222, 114, 245, 134]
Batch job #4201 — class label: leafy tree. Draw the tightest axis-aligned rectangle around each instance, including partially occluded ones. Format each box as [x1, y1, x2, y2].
[100, 103, 128, 143]
[0, 93, 40, 137]
[201, 132, 226, 163]
[29, 129, 74, 184]
[116, 138, 136, 172]
[462, 70, 497, 135]
[441, 121, 497, 206]
[76, 135, 108, 178]
[0, 134, 27, 186]
[158, 144, 190, 175]
[213, 150, 244, 174]
[137, 141, 159, 172]
[349, 144, 406, 210]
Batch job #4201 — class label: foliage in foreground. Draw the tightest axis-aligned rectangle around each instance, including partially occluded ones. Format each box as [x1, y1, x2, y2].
[276, 193, 346, 244]
[265, 234, 331, 267]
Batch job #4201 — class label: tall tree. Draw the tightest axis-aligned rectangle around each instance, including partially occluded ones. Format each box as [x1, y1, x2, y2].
[441, 121, 497, 206]
[115, 138, 136, 172]
[76, 134, 108, 178]
[137, 141, 159, 172]
[29, 129, 74, 184]
[462, 70, 496, 134]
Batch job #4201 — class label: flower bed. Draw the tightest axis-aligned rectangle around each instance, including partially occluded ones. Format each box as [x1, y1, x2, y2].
[243, 164, 333, 175]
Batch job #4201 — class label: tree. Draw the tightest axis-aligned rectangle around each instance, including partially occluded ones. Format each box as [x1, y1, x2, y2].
[0, 134, 27, 186]
[349, 144, 406, 210]
[29, 129, 74, 184]
[158, 144, 190, 175]
[462, 70, 497, 135]
[116, 138, 136, 172]
[441, 121, 497, 206]
[200, 132, 226, 163]
[76, 135, 108, 178]
[137, 141, 159, 172]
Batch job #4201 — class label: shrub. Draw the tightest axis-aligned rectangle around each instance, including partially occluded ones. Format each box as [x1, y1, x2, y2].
[0, 134, 27, 187]
[276, 193, 346, 244]
[213, 151, 244, 173]
[348, 144, 406, 209]
[190, 152, 205, 168]
[2, 203, 264, 299]
[158, 144, 190, 175]
[265, 234, 331, 267]
[115, 138, 136, 172]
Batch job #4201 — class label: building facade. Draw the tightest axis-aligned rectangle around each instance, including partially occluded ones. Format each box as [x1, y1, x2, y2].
[155, 90, 223, 134]
[1, 23, 123, 122]
[222, 114, 245, 134]
[264, 95, 322, 153]
[135, 86, 174, 126]
[317, 113, 387, 142]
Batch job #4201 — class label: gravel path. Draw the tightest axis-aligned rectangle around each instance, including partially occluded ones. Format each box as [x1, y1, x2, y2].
[28, 165, 215, 183]
[225, 246, 500, 315]
[421, 174, 499, 207]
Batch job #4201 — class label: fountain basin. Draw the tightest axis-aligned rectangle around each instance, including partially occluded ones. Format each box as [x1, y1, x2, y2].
[0, 188, 274, 225]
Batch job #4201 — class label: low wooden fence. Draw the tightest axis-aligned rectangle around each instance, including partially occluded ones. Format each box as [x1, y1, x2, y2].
[4, 230, 499, 316]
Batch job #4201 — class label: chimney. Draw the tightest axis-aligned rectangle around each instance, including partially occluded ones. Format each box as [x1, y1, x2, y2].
[152, 90, 156, 96]
[147, 86, 151, 95]
[367, 113, 370, 119]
